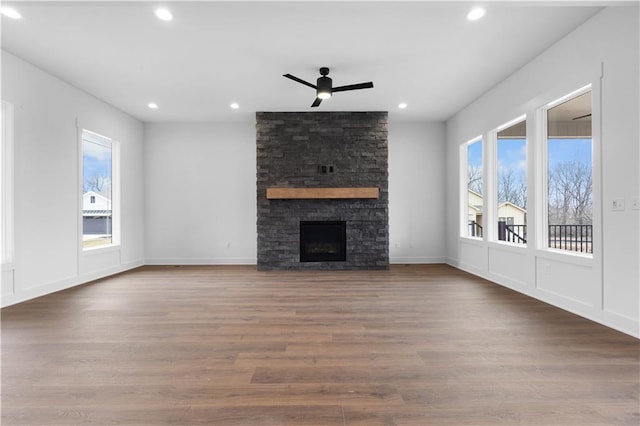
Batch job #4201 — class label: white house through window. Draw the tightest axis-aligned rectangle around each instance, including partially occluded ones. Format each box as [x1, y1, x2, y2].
[82, 129, 117, 249]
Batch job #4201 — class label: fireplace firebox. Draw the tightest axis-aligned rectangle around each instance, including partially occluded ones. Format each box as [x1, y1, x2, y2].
[300, 221, 346, 262]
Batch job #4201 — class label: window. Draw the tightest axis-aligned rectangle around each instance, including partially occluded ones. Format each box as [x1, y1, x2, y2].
[1, 101, 14, 264]
[496, 117, 527, 245]
[545, 87, 593, 254]
[465, 137, 483, 238]
[498, 217, 515, 225]
[82, 129, 118, 250]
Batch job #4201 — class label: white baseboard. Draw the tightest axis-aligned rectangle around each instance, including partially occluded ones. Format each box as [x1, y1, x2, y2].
[390, 256, 446, 264]
[1, 259, 144, 308]
[145, 257, 257, 265]
[447, 258, 639, 339]
[445, 256, 459, 266]
[6, 256, 637, 339]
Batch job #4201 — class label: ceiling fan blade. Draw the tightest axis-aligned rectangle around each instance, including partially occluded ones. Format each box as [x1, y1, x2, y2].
[311, 98, 322, 107]
[283, 74, 317, 90]
[332, 82, 374, 93]
[572, 113, 592, 120]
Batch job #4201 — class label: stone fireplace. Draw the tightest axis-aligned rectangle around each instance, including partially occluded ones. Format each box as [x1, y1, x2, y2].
[256, 111, 389, 270]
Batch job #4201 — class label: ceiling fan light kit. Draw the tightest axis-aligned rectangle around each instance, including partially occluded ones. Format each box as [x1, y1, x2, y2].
[283, 67, 373, 107]
[316, 67, 332, 99]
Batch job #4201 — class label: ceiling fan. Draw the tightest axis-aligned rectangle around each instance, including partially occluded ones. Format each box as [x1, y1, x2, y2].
[283, 67, 374, 107]
[572, 113, 592, 120]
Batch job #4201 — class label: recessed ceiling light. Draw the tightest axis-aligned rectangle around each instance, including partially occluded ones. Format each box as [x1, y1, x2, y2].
[1, 7, 22, 19]
[155, 8, 173, 21]
[148, 102, 158, 109]
[398, 103, 408, 109]
[230, 103, 240, 110]
[467, 7, 486, 21]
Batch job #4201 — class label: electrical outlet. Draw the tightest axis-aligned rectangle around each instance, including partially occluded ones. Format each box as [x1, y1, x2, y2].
[612, 198, 625, 211]
[631, 196, 640, 211]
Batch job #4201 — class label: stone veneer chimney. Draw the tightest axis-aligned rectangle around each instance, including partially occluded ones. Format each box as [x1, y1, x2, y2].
[256, 111, 389, 270]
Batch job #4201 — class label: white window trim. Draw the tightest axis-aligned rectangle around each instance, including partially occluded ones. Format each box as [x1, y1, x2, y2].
[460, 135, 484, 240]
[1, 101, 15, 266]
[78, 126, 121, 253]
[490, 114, 528, 246]
[537, 83, 595, 258]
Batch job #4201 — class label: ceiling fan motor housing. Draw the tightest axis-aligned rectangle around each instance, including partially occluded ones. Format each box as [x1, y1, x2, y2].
[317, 76, 332, 99]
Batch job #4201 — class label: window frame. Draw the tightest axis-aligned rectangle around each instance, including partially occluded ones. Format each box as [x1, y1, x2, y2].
[79, 127, 120, 252]
[460, 136, 484, 240]
[537, 83, 595, 258]
[490, 114, 528, 246]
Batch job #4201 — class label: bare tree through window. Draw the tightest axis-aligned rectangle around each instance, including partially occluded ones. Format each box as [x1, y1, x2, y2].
[546, 90, 592, 253]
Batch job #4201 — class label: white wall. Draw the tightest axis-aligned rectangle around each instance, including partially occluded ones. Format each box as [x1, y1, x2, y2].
[144, 120, 447, 265]
[389, 121, 446, 263]
[445, 6, 639, 337]
[144, 122, 257, 264]
[1, 51, 145, 307]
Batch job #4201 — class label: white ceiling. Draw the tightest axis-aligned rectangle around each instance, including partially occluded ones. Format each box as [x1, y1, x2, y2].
[1, 1, 610, 123]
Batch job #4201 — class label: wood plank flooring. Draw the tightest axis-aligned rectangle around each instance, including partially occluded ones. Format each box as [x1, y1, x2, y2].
[2, 264, 638, 425]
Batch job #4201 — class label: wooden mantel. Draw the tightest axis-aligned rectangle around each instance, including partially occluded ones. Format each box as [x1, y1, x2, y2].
[266, 187, 379, 200]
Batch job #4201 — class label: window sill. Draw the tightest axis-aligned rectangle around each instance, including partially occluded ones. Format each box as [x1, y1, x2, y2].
[488, 240, 528, 250]
[535, 248, 593, 266]
[82, 244, 121, 256]
[460, 236, 484, 244]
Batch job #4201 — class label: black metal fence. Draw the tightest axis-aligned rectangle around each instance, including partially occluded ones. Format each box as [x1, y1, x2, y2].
[498, 222, 527, 244]
[478, 222, 593, 254]
[548, 224, 592, 253]
[468, 221, 483, 238]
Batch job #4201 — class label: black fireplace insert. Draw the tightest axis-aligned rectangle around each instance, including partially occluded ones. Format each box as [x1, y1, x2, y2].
[300, 221, 346, 262]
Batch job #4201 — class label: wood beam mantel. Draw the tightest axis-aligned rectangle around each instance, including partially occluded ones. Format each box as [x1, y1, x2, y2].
[266, 187, 379, 200]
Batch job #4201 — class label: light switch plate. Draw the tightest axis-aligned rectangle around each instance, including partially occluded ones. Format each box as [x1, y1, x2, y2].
[631, 196, 640, 211]
[612, 198, 625, 211]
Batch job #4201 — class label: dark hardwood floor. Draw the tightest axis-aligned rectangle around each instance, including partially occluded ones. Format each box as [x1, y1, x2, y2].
[2, 264, 638, 425]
